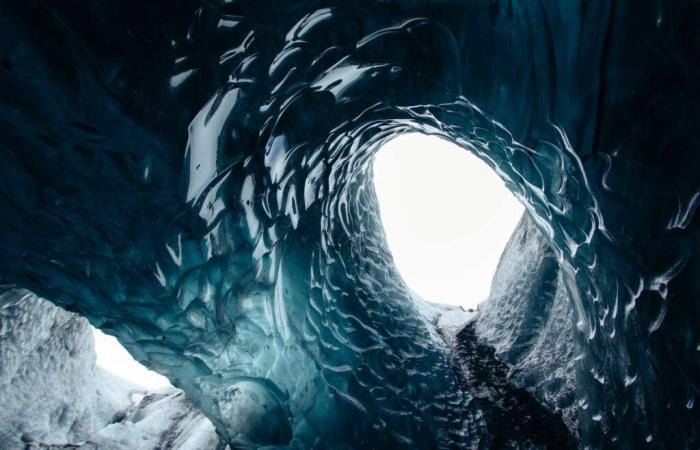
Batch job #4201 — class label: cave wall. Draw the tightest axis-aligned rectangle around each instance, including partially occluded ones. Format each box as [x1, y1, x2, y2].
[475, 213, 577, 432]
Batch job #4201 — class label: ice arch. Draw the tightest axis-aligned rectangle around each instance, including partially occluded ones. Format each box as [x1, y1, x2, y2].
[0, 1, 698, 449]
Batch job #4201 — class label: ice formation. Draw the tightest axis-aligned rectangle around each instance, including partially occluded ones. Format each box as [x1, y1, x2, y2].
[1, 290, 223, 450]
[45, 390, 223, 450]
[0, 291, 136, 448]
[1, 1, 699, 449]
[475, 214, 578, 431]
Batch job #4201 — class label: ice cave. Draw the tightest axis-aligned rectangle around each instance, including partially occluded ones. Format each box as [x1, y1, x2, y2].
[0, 1, 699, 449]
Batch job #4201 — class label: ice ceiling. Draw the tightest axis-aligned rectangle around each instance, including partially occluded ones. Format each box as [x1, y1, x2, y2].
[0, 1, 699, 449]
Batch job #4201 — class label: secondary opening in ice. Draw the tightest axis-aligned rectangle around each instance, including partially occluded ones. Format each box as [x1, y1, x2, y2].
[373, 133, 524, 309]
[92, 327, 172, 389]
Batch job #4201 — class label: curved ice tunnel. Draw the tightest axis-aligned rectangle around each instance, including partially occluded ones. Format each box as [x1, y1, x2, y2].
[0, 1, 699, 449]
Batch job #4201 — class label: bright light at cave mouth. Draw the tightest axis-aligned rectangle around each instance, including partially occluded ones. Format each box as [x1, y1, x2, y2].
[93, 327, 172, 389]
[373, 133, 525, 309]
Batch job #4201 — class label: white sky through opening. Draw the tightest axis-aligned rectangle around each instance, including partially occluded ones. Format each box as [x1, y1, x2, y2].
[373, 133, 524, 308]
[93, 327, 171, 389]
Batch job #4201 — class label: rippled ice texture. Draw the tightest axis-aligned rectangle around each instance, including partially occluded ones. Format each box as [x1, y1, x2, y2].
[0, 1, 699, 449]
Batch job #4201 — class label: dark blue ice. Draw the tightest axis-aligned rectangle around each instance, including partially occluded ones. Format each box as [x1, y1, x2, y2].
[0, 1, 698, 448]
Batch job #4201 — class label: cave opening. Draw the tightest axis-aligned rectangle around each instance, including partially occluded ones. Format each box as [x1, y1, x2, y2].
[92, 327, 171, 389]
[372, 132, 525, 309]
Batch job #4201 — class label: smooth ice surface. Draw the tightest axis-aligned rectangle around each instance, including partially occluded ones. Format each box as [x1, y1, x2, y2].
[93, 328, 172, 390]
[1, 1, 699, 449]
[373, 133, 524, 307]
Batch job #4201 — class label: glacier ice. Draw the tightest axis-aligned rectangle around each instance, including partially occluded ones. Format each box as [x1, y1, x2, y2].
[1, 1, 699, 448]
[52, 389, 223, 450]
[475, 214, 578, 432]
[1, 290, 223, 450]
[0, 291, 136, 448]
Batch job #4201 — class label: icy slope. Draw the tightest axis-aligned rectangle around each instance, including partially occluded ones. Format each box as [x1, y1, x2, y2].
[475, 213, 578, 432]
[0, 291, 134, 448]
[30, 390, 222, 450]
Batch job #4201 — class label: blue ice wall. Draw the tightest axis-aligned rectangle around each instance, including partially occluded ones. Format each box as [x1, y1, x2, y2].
[0, 1, 698, 448]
